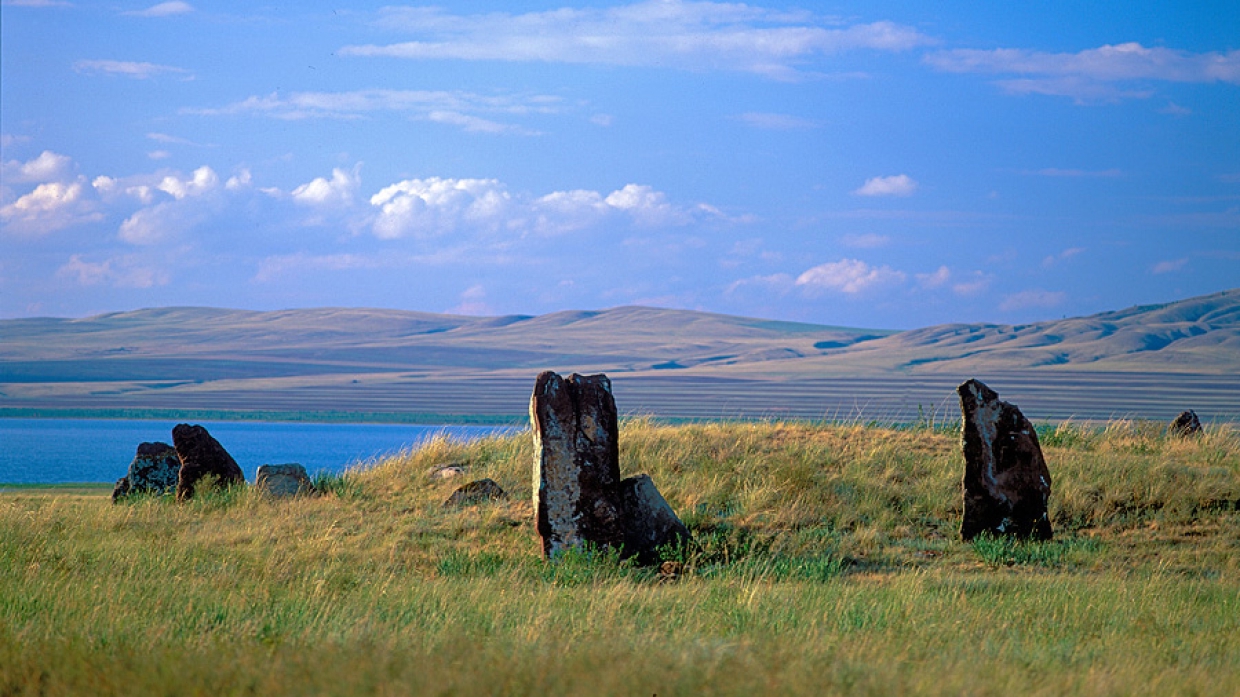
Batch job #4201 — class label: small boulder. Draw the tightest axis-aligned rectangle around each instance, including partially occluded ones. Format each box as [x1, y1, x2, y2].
[172, 423, 245, 501]
[427, 463, 467, 480]
[255, 463, 315, 498]
[444, 478, 508, 506]
[620, 474, 692, 565]
[957, 379, 1053, 541]
[1169, 410, 1203, 437]
[112, 441, 180, 503]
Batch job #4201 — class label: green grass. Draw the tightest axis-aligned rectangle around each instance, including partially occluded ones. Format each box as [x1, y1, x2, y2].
[2, 420, 1238, 695]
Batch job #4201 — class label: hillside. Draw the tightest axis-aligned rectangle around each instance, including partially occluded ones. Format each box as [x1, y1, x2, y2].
[2, 290, 1238, 421]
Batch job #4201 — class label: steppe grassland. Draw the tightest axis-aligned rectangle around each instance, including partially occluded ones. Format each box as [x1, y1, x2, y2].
[2, 419, 1238, 696]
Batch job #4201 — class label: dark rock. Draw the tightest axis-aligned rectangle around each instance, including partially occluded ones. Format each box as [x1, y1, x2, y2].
[530, 371, 626, 558]
[620, 474, 692, 565]
[444, 478, 508, 506]
[111, 477, 131, 503]
[1169, 410, 1203, 437]
[957, 379, 1053, 541]
[112, 441, 180, 503]
[530, 371, 692, 564]
[172, 423, 245, 501]
[255, 463, 315, 498]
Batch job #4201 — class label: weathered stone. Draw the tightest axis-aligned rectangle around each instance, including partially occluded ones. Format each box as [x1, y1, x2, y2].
[530, 371, 692, 564]
[957, 379, 1053, 541]
[530, 371, 626, 558]
[112, 441, 181, 503]
[444, 478, 508, 506]
[111, 477, 131, 503]
[255, 463, 315, 498]
[1169, 410, 1203, 437]
[620, 474, 692, 565]
[427, 463, 467, 480]
[172, 423, 245, 501]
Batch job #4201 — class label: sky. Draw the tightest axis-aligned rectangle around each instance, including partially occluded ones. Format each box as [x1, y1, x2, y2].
[2, 1, 1238, 329]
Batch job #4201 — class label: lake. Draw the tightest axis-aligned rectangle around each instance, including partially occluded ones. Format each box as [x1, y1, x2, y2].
[0, 418, 523, 485]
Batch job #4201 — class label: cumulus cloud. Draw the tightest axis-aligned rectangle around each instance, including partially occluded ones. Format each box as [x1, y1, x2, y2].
[796, 258, 906, 294]
[369, 177, 711, 240]
[291, 166, 360, 208]
[73, 59, 191, 79]
[125, 1, 193, 17]
[341, 2, 932, 79]
[156, 166, 218, 200]
[853, 174, 917, 197]
[1, 151, 101, 235]
[187, 89, 558, 134]
[999, 289, 1066, 311]
[925, 43, 1240, 102]
[916, 265, 951, 289]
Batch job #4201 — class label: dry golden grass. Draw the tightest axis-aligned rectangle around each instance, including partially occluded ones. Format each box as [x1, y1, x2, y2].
[2, 420, 1238, 695]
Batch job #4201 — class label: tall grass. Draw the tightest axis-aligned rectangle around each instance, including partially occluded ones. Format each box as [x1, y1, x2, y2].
[2, 420, 1237, 695]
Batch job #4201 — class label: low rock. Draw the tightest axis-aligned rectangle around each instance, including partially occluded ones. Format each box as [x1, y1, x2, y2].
[112, 441, 181, 503]
[427, 463, 467, 480]
[444, 478, 507, 506]
[620, 474, 692, 565]
[172, 423, 245, 501]
[1169, 410, 1203, 437]
[957, 379, 1053, 541]
[255, 463, 315, 498]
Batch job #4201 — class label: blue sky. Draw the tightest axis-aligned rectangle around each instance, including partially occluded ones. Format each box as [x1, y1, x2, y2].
[2, 0, 1237, 328]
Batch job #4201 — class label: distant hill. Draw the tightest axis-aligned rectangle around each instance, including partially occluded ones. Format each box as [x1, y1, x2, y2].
[2, 290, 1237, 421]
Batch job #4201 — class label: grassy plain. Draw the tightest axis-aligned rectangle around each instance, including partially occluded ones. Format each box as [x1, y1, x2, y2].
[2, 420, 1238, 695]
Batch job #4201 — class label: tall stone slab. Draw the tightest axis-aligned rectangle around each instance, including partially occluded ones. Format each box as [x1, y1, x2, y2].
[530, 371, 626, 558]
[957, 379, 1053, 541]
[1169, 410, 1203, 437]
[172, 423, 245, 501]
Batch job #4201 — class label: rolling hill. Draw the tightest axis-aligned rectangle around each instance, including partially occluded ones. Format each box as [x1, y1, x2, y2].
[2, 289, 1237, 422]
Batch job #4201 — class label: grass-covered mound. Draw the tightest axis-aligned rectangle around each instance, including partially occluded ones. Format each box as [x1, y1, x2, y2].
[2, 419, 1238, 695]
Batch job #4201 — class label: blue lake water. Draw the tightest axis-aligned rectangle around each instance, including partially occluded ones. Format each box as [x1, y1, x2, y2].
[0, 419, 523, 485]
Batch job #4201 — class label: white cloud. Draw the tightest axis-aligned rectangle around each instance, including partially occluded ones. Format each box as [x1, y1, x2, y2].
[853, 174, 917, 197]
[125, 1, 192, 17]
[291, 166, 360, 207]
[916, 265, 951, 289]
[735, 112, 820, 130]
[448, 284, 492, 315]
[368, 177, 710, 240]
[56, 254, 170, 288]
[1152, 258, 1188, 274]
[156, 166, 218, 200]
[148, 150, 171, 160]
[2, 150, 74, 183]
[999, 289, 1066, 311]
[225, 169, 252, 191]
[840, 232, 889, 249]
[73, 59, 191, 79]
[341, 3, 932, 79]
[188, 89, 558, 134]
[795, 258, 906, 294]
[1042, 246, 1085, 267]
[926, 43, 1240, 103]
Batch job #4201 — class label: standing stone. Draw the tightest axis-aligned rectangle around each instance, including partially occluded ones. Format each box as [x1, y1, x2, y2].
[112, 441, 181, 503]
[530, 371, 626, 558]
[1169, 410, 1203, 437]
[957, 379, 1053, 541]
[255, 463, 315, 498]
[444, 478, 508, 507]
[172, 423, 245, 501]
[620, 474, 693, 565]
